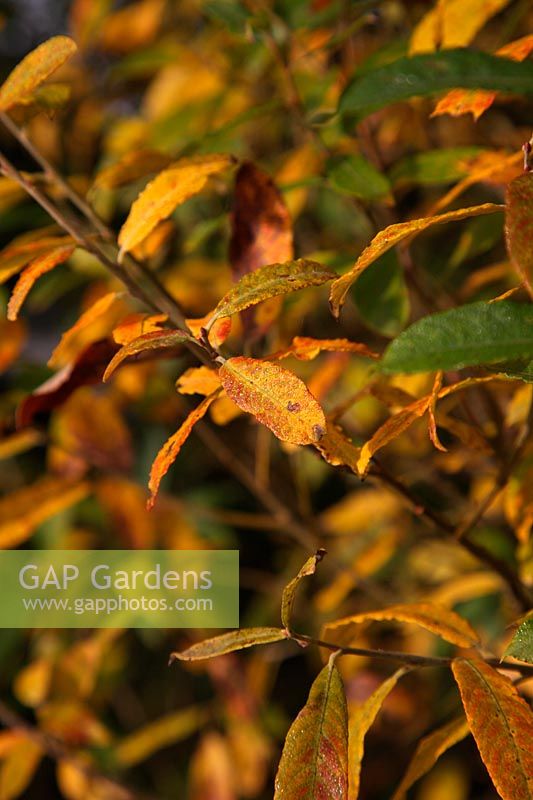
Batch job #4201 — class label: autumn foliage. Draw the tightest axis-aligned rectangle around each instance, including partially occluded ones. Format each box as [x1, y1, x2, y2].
[1, 1, 533, 799]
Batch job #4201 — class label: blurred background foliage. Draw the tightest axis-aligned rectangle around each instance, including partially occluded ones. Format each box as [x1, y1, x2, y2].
[0, 1, 532, 798]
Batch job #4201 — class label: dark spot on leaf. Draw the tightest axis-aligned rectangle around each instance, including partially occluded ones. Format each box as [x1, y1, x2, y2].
[287, 401, 301, 412]
[313, 424, 325, 441]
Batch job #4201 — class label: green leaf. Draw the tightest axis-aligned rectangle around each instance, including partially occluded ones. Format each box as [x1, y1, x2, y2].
[349, 668, 409, 799]
[206, 259, 336, 329]
[504, 618, 533, 663]
[340, 50, 533, 118]
[169, 627, 287, 662]
[274, 654, 349, 800]
[490, 359, 533, 383]
[506, 171, 533, 287]
[352, 250, 410, 337]
[327, 155, 391, 200]
[389, 148, 483, 188]
[381, 301, 533, 374]
[281, 549, 326, 632]
[103, 330, 192, 381]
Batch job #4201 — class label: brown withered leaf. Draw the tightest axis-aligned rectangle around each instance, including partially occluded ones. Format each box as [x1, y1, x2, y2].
[281, 549, 326, 632]
[170, 627, 287, 662]
[7, 244, 76, 320]
[314, 421, 360, 476]
[103, 329, 192, 381]
[506, 170, 533, 289]
[17, 339, 119, 428]
[329, 203, 503, 317]
[323, 602, 480, 649]
[206, 259, 335, 330]
[452, 656, 533, 800]
[219, 356, 326, 446]
[0, 36, 77, 111]
[147, 391, 221, 509]
[274, 654, 348, 800]
[391, 715, 470, 800]
[118, 154, 234, 257]
[349, 668, 409, 800]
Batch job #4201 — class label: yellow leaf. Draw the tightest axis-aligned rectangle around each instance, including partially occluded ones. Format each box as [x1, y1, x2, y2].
[103, 329, 192, 382]
[410, 0, 511, 54]
[0, 428, 44, 461]
[170, 627, 287, 662]
[92, 148, 173, 190]
[118, 154, 234, 257]
[281, 549, 326, 631]
[314, 421, 361, 476]
[271, 336, 379, 362]
[329, 204, 503, 317]
[0, 477, 90, 548]
[0, 735, 42, 800]
[7, 244, 75, 320]
[391, 716, 470, 800]
[0, 319, 25, 374]
[0, 232, 74, 284]
[114, 707, 208, 768]
[0, 36, 77, 111]
[452, 656, 533, 800]
[147, 391, 220, 509]
[176, 366, 221, 396]
[219, 356, 326, 446]
[188, 732, 236, 800]
[349, 668, 409, 799]
[323, 602, 480, 648]
[13, 658, 53, 708]
[357, 396, 430, 476]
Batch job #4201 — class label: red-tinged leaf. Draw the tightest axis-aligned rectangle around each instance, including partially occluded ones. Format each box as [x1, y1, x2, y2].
[16, 339, 119, 428]
[349, 668, 409, 800]
[7, 244, 75, 320]
[103, 329, 192, 381]
[391, 716, 470, 800]
[230, 161, 293, 280]
[274, 654, 349, 800]
[272, 337, 379, 362]
[281, 549, 326, 632]
[329, 203, 503, 317]
[0, 36, 77, 111]
[219, 356, 326, 446]
[147, 391, 220, 509]
[187, 314, 232, 348]
[206, 259, 336, 330]
[170, 627, 287, 662]
[323, 603, 480, 648]
[118, 154, 234, 257]
[357, 396, 430, 476]
[432, 35, 533, 119]
[506, 170, 533, 289]
[452, 656, 533, 800]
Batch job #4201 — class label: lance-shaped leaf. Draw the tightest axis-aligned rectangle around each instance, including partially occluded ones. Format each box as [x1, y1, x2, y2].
[272, 337, 379, 362]
[329, 203, 502, 317]
[0, 233, 74, 284]
[103, 329, 192, 381]
[380, 301, 533, 374]
[147, 391, 220, 509]
[410, 0, 511, 54]
[349, 668, 409, 800]
[432, 35, 533, 120]
[206, 260, 335, 330]
[323, 603, 479, 649]
[452, 656, 533, 800]
[357, 396, 430, 476]
[114, 707, 208, 767]
[506, 171, 533, 288]
[0, 36, 77, 111]
[92, 149, 173, 190]
[391, 716, 470, 800]
[339, 50, 533, 119]
[7, 244, 76, 320]
[219, 357, 326, 446]
[274, 654, 348, 799]
[170, 627, 287, 662]
[118, 153, 234, 256]
[503, 618, 533, 664]
[281, 549, 326, 632]
[314, 421, 361, 476]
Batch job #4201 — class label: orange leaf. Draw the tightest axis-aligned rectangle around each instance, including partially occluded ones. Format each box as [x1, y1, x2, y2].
[323, 602, 480, 648]
[176, 366, 221, 396]
[357, 396, 430, 476]
[147, 391, 220, 509]
[272, 336, 379, 361]
[329, 203, 502, 317]
[103, 329, 192, 381]
[432, 35, 533, 120]
[0, 319, 25, 374]
[112, 312, 168, 345]
[187, 314, 232, 348]
[428, 371, 447, 452]
[219, 356, 326, 446]
[314, 421, 361, 476]
[0, 232, 74, 284]
[0, 36, 77, 111]
[506, 170, 533, 290]
[7, 244, 75, 320]
[452, 656, 533, 800]
[118, 154, 234, 257]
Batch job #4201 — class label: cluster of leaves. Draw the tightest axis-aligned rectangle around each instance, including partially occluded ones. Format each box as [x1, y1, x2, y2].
[0, 0, 533, 798]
